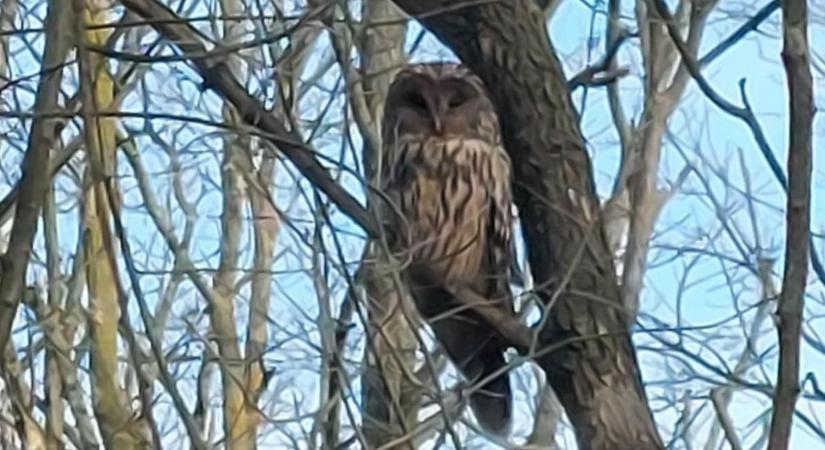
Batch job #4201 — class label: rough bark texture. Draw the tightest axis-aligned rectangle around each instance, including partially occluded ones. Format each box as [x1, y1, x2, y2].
[391, 2, 664, 448]
[768, 0, 813, 448]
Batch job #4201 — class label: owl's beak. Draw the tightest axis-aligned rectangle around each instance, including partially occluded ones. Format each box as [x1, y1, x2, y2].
[424, 92, 446, 136]
[431, 114, 444, 135]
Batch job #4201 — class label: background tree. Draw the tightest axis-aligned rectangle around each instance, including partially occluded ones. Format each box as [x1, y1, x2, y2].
[0, 0, 821, 449]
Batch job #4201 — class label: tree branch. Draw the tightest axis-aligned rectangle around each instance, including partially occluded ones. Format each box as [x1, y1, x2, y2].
[568, 28, 631, 91]
[710, 390, 745, 450]
[698, 1, 780, 67]
[120, 0, 379, 237]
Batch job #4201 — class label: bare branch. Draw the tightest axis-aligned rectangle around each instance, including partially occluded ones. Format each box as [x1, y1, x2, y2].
[119, 0, 379, 236]
[698, 1, 780, 67]
[711, 390, 745, 450]
[568, 28, 632, 91]
[0, 0, 19, 94]
[650, 0, 825, 288]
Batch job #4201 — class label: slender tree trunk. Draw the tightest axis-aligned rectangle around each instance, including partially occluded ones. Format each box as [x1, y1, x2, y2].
[209, 68, 259, 446]
[0, 0, 72, 359]
[0, 2, 68, 447]
[348, 3, 422, 447]
[391, 2, 664, 448]
[74, 0, 151, 447]
[768, 0, 813, 448]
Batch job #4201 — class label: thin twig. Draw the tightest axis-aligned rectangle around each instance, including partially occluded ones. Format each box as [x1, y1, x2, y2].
[568, 28, 632, 91]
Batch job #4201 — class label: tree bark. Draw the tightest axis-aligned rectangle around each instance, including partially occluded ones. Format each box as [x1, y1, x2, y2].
[768, 0, 813, 448]
[391, 2, 664, 449]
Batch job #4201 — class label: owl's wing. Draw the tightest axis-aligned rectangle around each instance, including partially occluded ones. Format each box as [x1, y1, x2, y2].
[482, 149, 515, 310]
[375, 135, 403, 230]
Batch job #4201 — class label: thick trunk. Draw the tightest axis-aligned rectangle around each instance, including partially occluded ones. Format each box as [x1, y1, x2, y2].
[391, 2, 663, 448]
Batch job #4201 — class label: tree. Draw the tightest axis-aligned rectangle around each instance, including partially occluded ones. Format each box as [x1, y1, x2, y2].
[0, 0, 821, 449]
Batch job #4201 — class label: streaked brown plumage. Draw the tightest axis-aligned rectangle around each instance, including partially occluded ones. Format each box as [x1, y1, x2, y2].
[379, 63, 515, 434]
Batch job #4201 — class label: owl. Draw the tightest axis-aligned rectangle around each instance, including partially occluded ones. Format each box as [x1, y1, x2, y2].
[378, 63, 515, 435]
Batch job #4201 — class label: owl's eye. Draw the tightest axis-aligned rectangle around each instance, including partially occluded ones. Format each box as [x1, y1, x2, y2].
[448, 94, 466, 108]
[404, 92, 428, 110]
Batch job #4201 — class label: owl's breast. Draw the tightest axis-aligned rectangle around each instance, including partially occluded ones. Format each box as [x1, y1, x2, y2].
[382, 137, 509, 282]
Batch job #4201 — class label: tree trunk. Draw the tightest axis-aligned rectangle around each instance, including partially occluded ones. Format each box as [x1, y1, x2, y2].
[348, 2, 422, 447]
[0, 0, 72, 360]
[391, 2, 664, 448]
[74, 0, 151, 447]
[768, 0, 813, 448]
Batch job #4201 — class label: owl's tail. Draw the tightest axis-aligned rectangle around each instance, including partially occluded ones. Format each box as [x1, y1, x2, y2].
[430, 315, 513, 435]
[466, 344, 513, 435]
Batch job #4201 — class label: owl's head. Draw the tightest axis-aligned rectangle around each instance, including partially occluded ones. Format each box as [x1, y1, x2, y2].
[382, 63, 498, 143]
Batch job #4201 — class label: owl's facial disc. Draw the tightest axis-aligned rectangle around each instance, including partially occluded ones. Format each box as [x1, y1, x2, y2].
[388, 71, 484, 141]
[400, 90, 438, 132]
[407, 80, 474, 136]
